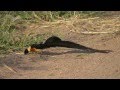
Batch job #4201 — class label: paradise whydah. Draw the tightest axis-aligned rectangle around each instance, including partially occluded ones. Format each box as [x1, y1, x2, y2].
[24, 36, 111, 54]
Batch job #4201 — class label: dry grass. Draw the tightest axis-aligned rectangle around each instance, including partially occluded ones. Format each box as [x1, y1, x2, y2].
[2, 63, 17, 73]
[0, 11, 120, 54]
[39, 15, 120, 35]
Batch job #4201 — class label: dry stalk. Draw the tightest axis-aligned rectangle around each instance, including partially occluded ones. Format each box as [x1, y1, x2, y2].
[3, 63, 17, 73]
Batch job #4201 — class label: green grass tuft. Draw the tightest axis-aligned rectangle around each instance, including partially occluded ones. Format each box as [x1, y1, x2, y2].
[0, 11, 114, 54]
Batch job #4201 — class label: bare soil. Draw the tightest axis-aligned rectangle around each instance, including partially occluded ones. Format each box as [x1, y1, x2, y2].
[0, 15, 120, 79]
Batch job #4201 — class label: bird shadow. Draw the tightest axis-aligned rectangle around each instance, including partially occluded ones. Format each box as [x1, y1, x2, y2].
[41, 49, 112, 56]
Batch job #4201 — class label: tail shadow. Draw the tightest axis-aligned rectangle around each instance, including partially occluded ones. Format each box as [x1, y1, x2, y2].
[41, 49, 112, 56]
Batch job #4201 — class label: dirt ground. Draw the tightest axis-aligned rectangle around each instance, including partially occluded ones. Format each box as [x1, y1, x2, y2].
[0, 14, 120, 79]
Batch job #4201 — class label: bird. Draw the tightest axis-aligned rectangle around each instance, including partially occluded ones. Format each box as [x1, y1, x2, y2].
[24, 36, 112, 55]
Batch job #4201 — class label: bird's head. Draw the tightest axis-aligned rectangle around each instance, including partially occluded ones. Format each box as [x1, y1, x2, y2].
[24, 46, 38, 55]
[24, 42, 44, 55]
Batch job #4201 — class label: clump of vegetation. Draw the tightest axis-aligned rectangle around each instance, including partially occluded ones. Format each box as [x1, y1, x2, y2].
[0, 11, 112, 54]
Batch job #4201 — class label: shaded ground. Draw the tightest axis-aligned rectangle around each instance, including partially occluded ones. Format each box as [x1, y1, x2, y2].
[0, 14, 120, 79]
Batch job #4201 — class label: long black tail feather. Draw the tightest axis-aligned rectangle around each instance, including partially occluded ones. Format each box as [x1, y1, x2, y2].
[45, 40, 111, 53]
[31, 37, 111, 53]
